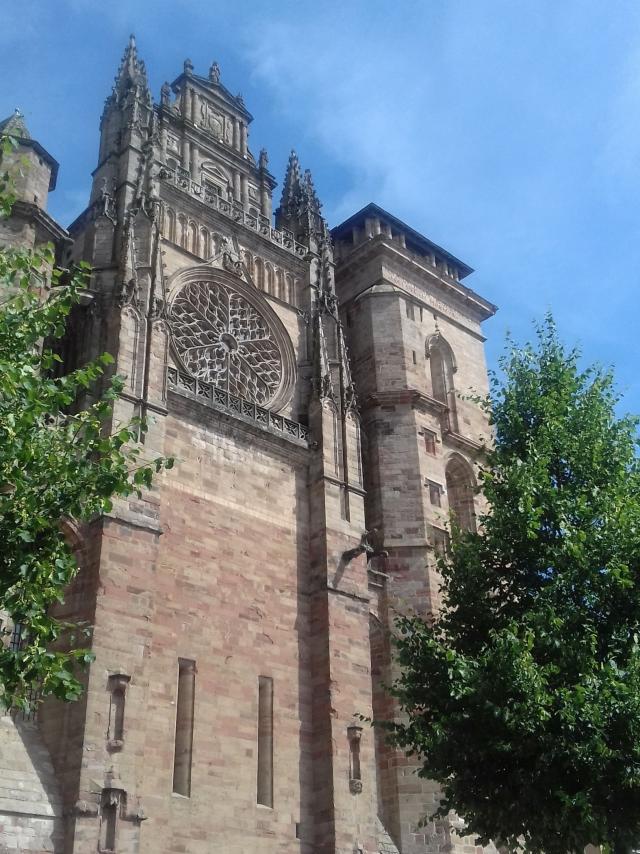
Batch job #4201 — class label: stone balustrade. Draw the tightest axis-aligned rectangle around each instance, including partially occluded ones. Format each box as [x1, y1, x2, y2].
[160, 166, 308, 259]
[167, 366, 310, 445]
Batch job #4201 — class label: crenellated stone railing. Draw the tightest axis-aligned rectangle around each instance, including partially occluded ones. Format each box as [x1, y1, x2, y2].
[167, 366, 310, 446]
[160, 166, 308, 259]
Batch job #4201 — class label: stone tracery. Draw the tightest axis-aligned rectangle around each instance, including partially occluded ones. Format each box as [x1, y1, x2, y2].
[170, 279, 283, 406]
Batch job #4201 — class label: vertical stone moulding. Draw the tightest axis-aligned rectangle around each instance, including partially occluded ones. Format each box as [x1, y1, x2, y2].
[257, 675, 274, 807]
[172, 658, 196, 797]
[107, 674, 130, 751]
[347, 724, 363, 794]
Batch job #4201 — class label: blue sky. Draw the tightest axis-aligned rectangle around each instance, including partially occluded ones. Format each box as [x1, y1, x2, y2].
[2, 0, 639, 413]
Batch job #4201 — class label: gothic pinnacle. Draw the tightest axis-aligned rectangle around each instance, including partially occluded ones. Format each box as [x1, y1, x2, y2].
[280, 150, 302, 210]
[303, 168, 322, 214]
[114, 33, 149, 97]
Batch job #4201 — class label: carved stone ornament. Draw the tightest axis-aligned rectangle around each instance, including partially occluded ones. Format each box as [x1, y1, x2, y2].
[199, 100, 224, 138]
[168, 270, 296, 410]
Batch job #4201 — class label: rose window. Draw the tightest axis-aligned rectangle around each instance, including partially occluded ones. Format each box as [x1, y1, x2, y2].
[170, 280, 283, 406]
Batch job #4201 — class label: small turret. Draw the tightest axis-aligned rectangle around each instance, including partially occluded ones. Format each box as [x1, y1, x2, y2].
[0, 110, 58, 209]
[0, 109, 67, 256]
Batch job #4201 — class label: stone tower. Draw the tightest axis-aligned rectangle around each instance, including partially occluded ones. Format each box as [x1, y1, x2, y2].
[0, 109, 68, 257]
[0, 38, 496, 854]
[333, 205, 496, 854]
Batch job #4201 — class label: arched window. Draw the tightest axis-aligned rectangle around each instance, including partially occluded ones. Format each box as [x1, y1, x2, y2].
[200, 227, 210, 259]
[254, 258, 264, 290]
[178, 214, 187, 249]
[285, 273, 295, 306]
[164, 208, 176, 243]
[188, 222, 198, 256]
[445, 455, 477, 533]
[265, 263, 274, 295]
[274, 268, 284, 301]
[243, 251, 254, 278]
[427, 332, 458, 433]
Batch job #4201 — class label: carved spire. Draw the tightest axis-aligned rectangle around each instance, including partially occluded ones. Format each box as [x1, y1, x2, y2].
[276, 150, 324, 237]
[113, 34, 149, 99]
[303, 168, 322, 216]
[279, 150, 303, 215]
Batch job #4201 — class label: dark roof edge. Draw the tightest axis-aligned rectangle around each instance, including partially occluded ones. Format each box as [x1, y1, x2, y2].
[169, 72, 254, 122]
[331, 202, 473, 279]
[12, 200, 70, 244]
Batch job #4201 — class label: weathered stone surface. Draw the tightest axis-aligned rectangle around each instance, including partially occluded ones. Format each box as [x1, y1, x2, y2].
[0, 44, 495, 854]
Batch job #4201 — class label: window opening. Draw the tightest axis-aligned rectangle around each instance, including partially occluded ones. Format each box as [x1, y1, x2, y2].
[172, 659, 196, 797]
[257, 676, 274, 807]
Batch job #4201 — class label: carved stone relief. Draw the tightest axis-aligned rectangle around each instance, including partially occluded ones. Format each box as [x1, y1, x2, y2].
[199, 99, 224, 139]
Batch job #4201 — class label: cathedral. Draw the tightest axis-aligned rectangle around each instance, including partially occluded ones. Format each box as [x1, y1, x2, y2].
[0, 37, 496, 854]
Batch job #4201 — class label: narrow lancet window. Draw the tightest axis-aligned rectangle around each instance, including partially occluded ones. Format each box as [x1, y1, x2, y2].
[172, 659, 196, 797]
[257, 675, 274, 807]
[347, 724, 363, 794]
[99, 789, 124, 853]
[107, 673, 130, 749]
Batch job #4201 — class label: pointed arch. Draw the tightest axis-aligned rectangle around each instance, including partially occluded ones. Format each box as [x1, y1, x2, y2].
[265, 262, 274, 295]
[188, 221, 198, 256]
[200, 227, 210, 259]
[289, 276, 296, 305]
[445, 453, 477, 533]
[178, 214, 187, 249]
[164, 208, 176, 243]
[243, 250, 254, 279]
[254, 257, 265, 290]
[426, 332, 458, 432]
[275, 268, 285, 301]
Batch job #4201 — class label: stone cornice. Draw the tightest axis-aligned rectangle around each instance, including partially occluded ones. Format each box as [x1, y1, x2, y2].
[335, 235, 495, 324]
[362, 388, 447, 415]
[442, 428, 487, 456]
[11, 201, 70, 246]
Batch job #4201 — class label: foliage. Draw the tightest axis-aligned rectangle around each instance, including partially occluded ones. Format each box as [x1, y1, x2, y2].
[0, 135, 17, 218]
[0, 133, 172, 711]
[387, 317, 640, 854]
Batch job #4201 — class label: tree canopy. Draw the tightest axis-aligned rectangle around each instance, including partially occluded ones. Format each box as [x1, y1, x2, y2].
[387, 317, 640, 854]
[0, 134, 172, 711]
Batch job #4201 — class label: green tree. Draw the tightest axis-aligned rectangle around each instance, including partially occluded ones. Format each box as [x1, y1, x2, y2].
[387, 317, 640, 854]
[0, 135, 172, 711]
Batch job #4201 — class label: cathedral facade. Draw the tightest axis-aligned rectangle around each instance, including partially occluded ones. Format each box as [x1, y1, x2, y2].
[0, 38, 496, 854]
